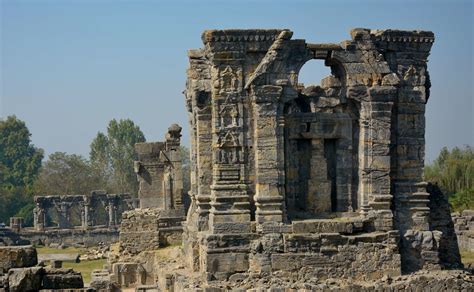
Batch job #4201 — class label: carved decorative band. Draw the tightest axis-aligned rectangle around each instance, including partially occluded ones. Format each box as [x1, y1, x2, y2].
[209, 34, 277, 43]
[376, 36, 434, 43]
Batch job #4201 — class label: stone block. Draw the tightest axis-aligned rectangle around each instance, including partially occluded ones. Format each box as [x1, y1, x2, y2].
[7, 267, 43, 292]
[0, 246, 37, 273]
[41, 268, 84, 289]
[204, 252, 249, 275]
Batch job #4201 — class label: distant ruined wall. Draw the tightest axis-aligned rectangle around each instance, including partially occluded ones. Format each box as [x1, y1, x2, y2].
[33, 191, 136, 231]
[19, 228, 120, 248]
[1, 192, 137, 248]
[452, 210, 474, 252]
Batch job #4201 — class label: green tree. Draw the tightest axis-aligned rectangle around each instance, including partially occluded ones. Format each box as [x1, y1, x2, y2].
[34, 152, 104, 196]
[0, 116, 43, 188]
[90, 132, 111, 184]
[425, 145, 474, 212]
[0, 116, 43, 225]
[0, 187, 33, 225]
[90, 119, 145, 194]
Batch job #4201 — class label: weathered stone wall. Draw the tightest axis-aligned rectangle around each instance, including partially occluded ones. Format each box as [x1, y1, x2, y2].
[134, 124, 184, 210]
[452, 210, 474, 252]
[171, 270, 473, 291]
[117, 125, 186, 260]
[0, 228, 30, 246]
[19, 227, 120, 248]
[119, 209, 183, 255]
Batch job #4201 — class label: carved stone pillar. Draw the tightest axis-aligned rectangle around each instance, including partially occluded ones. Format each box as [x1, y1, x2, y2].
[107, 198, 117, 227]
[82, 197, 91, 229]
[358, 86, 396, 231]
[252, 85, 284, 225]
[33, 207, 40, 231]
[165, 124, 184, 210]
[208, 98, 250, 234]
[56, 201, 71, 229]
[194, 105, 213, 231]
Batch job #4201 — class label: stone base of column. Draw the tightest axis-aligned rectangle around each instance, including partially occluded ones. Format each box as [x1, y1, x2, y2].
[195, 194, 211, 232]
[369, 194, 394, 231]
[209, 184, 251, 234]
[254, 184, 283, 225]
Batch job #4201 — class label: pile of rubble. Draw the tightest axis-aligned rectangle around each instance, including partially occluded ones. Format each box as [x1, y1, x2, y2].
[0, 245, 83, 291]
[79, 242, 110, 261]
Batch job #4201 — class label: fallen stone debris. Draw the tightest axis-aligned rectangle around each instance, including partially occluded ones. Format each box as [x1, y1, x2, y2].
[0, 245, 84, 292]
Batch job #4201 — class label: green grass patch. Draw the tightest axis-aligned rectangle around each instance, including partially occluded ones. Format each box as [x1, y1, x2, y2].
[36, 246, 105, 285]
[64, 259, 107, 285]
[461, 249, 474, 265]
[36, 246, 85, 255]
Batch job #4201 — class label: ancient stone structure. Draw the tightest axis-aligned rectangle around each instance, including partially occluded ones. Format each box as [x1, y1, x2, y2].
[1, 192, 139, 248]
[118, 125, 186, 255]
[181, 27, 464, 283]
[33, 191, 136, 231]
[134, 124, 184, 210]
[8, 218, 23, 233]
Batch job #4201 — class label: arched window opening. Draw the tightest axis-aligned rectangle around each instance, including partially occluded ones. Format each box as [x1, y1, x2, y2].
[297, 60, 333, 90]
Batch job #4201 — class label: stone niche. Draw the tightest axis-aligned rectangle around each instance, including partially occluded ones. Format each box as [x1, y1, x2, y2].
[182, 28, 463, 282]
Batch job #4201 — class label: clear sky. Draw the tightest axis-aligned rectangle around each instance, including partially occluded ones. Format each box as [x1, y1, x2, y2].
[1, 0, 473, 163]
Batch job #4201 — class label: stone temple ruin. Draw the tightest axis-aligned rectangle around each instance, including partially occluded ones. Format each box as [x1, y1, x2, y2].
[1, 28, 473, 292]
[181, 27, 466, 284]
[117, 124, 185, 257]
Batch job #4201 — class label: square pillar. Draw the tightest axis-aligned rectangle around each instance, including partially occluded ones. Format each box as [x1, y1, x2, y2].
[252, 85, 284, 225]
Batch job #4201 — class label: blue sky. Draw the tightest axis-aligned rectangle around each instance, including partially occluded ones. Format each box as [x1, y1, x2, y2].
[1, 0, 473, 162]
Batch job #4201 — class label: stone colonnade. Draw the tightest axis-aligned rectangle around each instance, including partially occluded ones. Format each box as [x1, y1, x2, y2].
[33, 192, 137, 231]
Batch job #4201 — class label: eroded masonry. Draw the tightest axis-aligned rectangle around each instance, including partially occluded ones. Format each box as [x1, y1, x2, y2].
[183, 28, 462, 281]
[118, 124, 185, 256]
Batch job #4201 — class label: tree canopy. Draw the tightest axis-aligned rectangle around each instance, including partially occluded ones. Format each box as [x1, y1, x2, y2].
[34, 152, 104, 196]
[0, 116, 43, 189]
[90, 119, 145, 194]
[425, 145, 474, 211]
[0, 116, 44, 225]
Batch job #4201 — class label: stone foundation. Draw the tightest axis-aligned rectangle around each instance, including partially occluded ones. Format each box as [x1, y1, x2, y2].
[119, 209, 183, 255]
[18, 227, 120, 248]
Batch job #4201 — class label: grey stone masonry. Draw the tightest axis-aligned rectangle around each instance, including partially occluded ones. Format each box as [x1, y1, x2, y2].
[453, 210, 474, 252]
[33, 192, 136, 231]
[181, 28, 463, 282]
[118, 125, 186, 256]
[134, 124, 184, 210]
